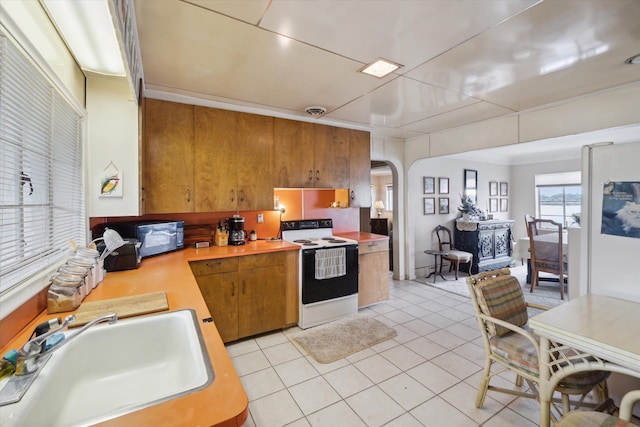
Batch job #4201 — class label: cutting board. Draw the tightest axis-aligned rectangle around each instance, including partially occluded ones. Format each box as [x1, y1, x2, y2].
[68, 291, 169, 328]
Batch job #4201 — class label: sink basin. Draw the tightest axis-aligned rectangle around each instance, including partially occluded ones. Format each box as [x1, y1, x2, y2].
[0, 309, 214, 426]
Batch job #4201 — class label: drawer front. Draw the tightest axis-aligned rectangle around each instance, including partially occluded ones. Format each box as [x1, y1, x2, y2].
[238, 251, 289, 270]
[358, 239, 388, 255]
[189, 257, 239, 276]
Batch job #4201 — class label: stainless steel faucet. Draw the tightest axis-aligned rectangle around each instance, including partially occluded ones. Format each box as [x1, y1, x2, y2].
[15, 312, 118, 376]
[0, 312, 118, 406]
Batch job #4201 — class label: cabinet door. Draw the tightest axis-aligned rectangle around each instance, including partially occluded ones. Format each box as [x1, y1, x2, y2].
[494, 228, 511, 258]
[478, 230, 495, 262]
[314, 125, 349, 188]
[238, 265, 286, 338]
[348, 129, 371, 207]
[194, 107, 238, 212]
[358, 249, 389, 307]
[237, 113, 274, 210]
[144, 99, 194, 213]
[196, 271, 239, 342]
[272, 118, 315, 188]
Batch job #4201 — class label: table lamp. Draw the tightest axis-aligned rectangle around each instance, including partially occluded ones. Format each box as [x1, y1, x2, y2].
[374, 200, 385, 217]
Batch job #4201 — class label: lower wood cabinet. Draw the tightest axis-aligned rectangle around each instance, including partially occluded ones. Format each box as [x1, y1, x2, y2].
[190, 251, 298, 343]
[358, 239, 389, 308]
[453, 220, 514, 274]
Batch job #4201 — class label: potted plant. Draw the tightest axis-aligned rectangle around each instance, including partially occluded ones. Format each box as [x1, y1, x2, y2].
[458, 194, 475, 221]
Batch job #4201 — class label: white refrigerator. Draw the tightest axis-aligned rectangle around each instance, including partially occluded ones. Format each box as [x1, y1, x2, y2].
[579, 141, 640, 302]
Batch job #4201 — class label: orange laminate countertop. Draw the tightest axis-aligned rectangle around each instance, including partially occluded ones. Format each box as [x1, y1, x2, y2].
[336, 231, 389, 243]
[1, 240, 299, 427]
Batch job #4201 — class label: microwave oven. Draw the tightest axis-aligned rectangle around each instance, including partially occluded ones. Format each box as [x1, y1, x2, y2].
[107, 221, 184, 258]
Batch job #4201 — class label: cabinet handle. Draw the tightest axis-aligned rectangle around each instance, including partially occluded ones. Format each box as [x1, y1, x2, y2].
[141, 186, 145, 202]
[239, 189, 245, 202]
[308, 170, 313, 181]
[242, 280, 246, 294]
[231, 282, 235, 297]
[316, 170, 320, 181]
[186, 189, 191, 203]
[231, 189, 235, 202]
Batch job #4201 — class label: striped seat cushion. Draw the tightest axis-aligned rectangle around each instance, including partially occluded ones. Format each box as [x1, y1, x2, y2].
[556, 411, 636, 427]
[474, 275, 528, 337]
[490, 325, 610, 388]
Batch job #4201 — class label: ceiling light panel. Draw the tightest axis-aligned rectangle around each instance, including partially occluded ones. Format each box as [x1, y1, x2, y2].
[41, 0, 125, 76]
[359, 58, 402, 78]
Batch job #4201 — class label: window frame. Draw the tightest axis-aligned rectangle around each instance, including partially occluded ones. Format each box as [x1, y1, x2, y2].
[0, 28, 87, 318]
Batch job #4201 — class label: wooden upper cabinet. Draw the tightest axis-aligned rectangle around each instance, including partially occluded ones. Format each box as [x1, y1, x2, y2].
[194, 107, 238, 212]
[144, 99, 194, 213]
[273, 118, 315, 188]
[315, 125, 349, 188]
[347, 128, 371, 207]
[237, 113, 274, 211]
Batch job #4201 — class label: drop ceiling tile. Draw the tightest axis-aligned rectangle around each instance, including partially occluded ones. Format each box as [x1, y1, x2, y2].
[406, 0, 640, 111]
[185, 0, 270, 24]
[326, 77, 478, 128]
[259, 0, 539, 71]
[135, 1, 394, 115]
[404, 102, 514, 134]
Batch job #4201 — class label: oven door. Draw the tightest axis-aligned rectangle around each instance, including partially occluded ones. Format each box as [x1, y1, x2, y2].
[301, 245, 358, 304]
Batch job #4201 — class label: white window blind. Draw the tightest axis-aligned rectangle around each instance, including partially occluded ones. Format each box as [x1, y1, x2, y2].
[0, 33, 85, 295]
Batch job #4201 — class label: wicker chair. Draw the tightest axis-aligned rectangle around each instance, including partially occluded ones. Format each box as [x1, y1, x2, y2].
[556, 390, 640, 426]
[467, 268, 609, 419]
[527, 218, 567, 299]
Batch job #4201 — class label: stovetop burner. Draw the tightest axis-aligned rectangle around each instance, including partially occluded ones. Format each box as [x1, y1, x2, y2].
[328, 239, 347, 244]
[303, 242, 319, 246]
[294, 239, 312, 243]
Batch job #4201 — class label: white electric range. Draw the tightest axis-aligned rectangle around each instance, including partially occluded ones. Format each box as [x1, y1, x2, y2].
[281, 219, 359, 329]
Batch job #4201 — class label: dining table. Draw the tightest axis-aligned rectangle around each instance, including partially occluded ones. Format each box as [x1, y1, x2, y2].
[529, 294, 640, 427]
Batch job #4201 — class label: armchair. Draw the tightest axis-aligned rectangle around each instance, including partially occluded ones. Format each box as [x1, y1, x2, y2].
[467, 268, 609, 419]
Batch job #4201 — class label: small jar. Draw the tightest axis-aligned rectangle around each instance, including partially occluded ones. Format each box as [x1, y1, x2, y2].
[75, 248, 102, 286]
[58, 264, 90, 300]
[68, 257, 96, 292]
[47, 273, 83, 313]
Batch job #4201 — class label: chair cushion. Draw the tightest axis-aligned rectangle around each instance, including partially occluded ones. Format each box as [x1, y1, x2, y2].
[474, 275, 528, 337]
[444, 250, 473, 262]
[491, 326, 610, 389]
[490, 324, 539, 376]
[556, 410, 635, 427]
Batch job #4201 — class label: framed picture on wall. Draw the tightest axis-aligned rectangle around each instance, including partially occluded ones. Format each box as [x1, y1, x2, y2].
[439, 197, 450, 214]
[489, 181, 498, 196]
[500, 198, 508, 212]
[490, 198, 498, 212]
[424, 197, 435, 215]
[439, 177, 449, 194]
[464, 169, 477, 190]
[500, 182, 509, 196]
[424, 177, 435, 194]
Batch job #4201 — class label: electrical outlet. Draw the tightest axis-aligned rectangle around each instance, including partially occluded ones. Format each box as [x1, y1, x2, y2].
[257, 213, 264, 223]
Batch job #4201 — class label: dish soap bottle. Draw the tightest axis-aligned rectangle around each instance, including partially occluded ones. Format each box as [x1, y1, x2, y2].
[0, 349, 18, 381]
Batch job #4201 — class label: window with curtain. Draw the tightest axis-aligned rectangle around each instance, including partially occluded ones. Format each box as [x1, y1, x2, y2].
[0, 33, 85, 296]
[535, 172, 581, 228]
[385, 184, 393, 212]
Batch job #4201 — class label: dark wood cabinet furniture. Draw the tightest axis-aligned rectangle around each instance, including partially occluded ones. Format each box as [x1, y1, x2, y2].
[453, 219, 514, 274]
[370, 218, 389, 235]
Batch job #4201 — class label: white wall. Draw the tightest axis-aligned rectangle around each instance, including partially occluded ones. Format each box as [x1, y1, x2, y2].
[407, 157, 510, 280]
[86, 76, 141, 218]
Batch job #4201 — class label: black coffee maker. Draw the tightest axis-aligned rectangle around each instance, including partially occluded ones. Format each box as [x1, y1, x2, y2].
[227, 216, 246, 245]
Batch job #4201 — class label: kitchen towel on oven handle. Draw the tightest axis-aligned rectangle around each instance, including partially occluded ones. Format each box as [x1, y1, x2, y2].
[315, 247, 346, 280]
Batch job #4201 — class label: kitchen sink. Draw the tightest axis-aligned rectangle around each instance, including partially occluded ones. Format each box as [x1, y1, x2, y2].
[0, 309, 214, 426]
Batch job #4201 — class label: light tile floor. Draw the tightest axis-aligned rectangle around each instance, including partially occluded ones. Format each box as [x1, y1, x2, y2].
[227, 277, 552, 426]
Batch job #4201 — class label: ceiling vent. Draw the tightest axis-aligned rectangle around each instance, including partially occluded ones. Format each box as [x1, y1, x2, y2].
[305, 106, 327, 116]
